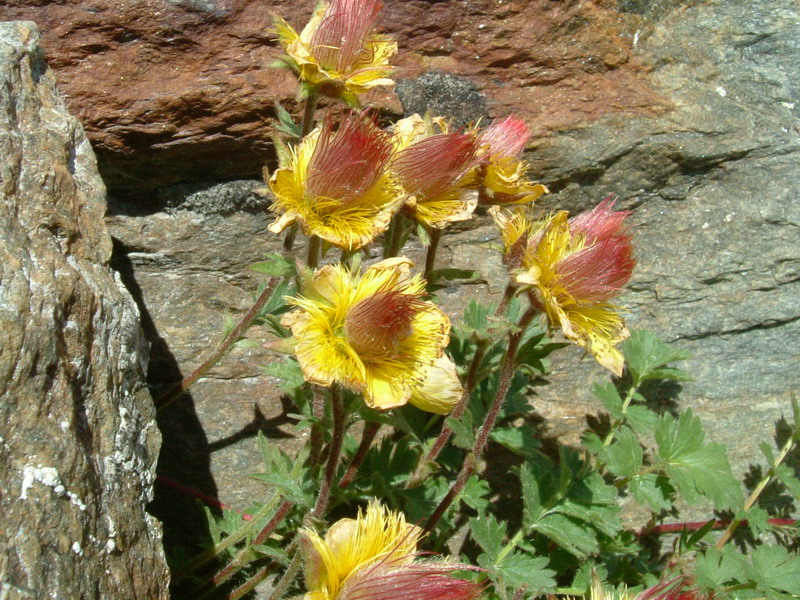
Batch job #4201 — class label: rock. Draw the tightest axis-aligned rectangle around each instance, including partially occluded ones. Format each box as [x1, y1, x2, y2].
[0, 22, 169, 598]
[4, 0, 661, 194]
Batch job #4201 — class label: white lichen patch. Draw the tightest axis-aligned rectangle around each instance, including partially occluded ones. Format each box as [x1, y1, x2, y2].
[19, 464, 86, 510]
[71, 541, 83, 556]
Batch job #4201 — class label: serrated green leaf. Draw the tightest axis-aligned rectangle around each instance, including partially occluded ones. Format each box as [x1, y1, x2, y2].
[251, 472, 311, 507]
[601, 426, 643, 478]
[751, 545, 800, 596]
[491, 427, 541, 459]
[497, 553, 556, 594]
[531, 513, 600, 559]
[518, 464, 544, 526]
[655, 411, 743, 510]
[775, 464, 800, 499]
[694, 547, 746, 589]
[461, 475, 491, 511]
[446, 412, 475, 450]
[622, 330, 691, 385]
[251, 544, 290, 565]
[626, 405, 658, 434]
[262, 358, 305, 392]
[417, 222, 431, 246]
[760, 441, 777, 467]
[593, 382, 624, 420]
[469, 514, 506, 560]
[629, 473, 673, 512]
[463, 299, 491, 333]
[249, 253, 295, 277]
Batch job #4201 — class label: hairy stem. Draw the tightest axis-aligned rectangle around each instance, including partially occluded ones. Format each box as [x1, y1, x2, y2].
[226, 563, 278, 600]
[339, 421, 382, 489]
[424, 307, 538, 532]
[312, 385, 346, 517]
[309, 386, 326, 467]
[300, 92, 319, 138]
[266, 549, 304, 600]
[409, 340, 488, 487]
[155, 274, 283, 411]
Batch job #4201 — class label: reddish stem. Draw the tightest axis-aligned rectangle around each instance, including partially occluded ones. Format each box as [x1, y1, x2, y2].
[640, 518, 796, 536]
[156, 475, 253, 520]
[339, 421, 382, 489]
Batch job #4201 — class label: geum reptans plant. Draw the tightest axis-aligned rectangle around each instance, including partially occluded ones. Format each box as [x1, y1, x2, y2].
[161, 0, 800, 597]
[492, 197, 635, 375]
[476, 115, 549, 206]
[272, 0, 396, 104]
[281, 257, 461, 413]
[301, 500, 482, 600]
[268, 112, 404, 250]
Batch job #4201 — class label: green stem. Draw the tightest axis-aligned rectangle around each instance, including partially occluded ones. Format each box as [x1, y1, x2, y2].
[424, 307, 539, 532]
[715, 431, 796, 549]
[155, 273, 283, 412]
[424, 227, 442, 283]
[385, 213, 407, 258]
[602, 385, 638, 447]
[300, 92, 319, 138]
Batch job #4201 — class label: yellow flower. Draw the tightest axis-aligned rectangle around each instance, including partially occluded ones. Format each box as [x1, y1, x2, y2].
[273, 0, 396, 103]
[302, 500, 482, 600]
[491, 198, 635, 375]
[410, 354, 462, 415]
[268, 113, 404, 250]
[477, 115, 548, 206]
[282, 257, 452, 410]
[391, 115, 481, 229]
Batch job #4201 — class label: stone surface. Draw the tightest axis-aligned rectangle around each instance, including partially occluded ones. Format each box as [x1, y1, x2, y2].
[102, 0, 800, 547]
[5, 0, 662, 194]
[0, 22, 169, 599]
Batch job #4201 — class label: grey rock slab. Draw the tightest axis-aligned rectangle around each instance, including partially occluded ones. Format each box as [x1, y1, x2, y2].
[0, 21, 169, 599]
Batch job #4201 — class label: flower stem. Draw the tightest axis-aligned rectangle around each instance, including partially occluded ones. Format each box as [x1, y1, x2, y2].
[424, 227, 442, 283]
[385, 213, 407, 258]
[309, 386, 326, 467]
[282, 224, 298, 254]
[300, 92, 319, 138]
[339, 421, 382, 489]
[715, 430, 797, 550]
[155, 273, 283, 412]
[424, 307, 538, 533]
[306, 235, 321, 269]
[226, 562, 278, 600]
[266, 548, 303, 600]
[409, 340, 488, 487]
[312, 384, 346, 518]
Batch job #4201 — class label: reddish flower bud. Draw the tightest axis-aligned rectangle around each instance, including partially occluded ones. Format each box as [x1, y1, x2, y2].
[479, 115, 531, 159]
[393, 133, 481, 200]
[311, 0, 384, 72]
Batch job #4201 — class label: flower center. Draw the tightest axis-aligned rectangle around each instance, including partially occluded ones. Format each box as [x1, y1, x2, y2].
[344, 291, 425, 359]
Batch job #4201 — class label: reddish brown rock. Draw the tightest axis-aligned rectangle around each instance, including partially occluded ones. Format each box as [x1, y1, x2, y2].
[5, 0, 664, 194]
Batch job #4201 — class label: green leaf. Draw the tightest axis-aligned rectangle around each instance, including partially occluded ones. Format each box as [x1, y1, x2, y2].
[775, 464, 800, 499]
[262, 358, 305, 392]
[446, 411, 475, 450]
[251, 472, 311, 507]
[462, 299, 491, 333]
[469, 514, 506, 560]
[249, 252, 296, 277]
[625, 405, 658, 435]
[491, 427, 541, 460]
[497, 553, 556, 594]
[416, 222, 431, 246]
[518, 464, 544, 526]
[622, 329, 691, 385]
[593, 382, 624, 420]
[461, 475, 491, 511]
[695, 547, 746, 589]
[531, 513, 600, 559]
[751, 545, 800, 597]
[251, 544, 290, 565]
[601, 426, 643, 478]
[273, 101, 302, 139]
[629, 473, 673, 512]
[654, 410, 743, 509]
